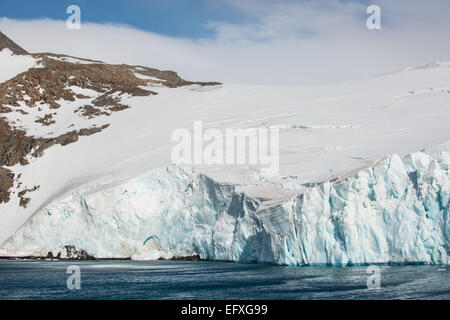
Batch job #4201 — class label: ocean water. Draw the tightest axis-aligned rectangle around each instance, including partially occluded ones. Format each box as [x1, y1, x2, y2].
[0, 260, 448, 300]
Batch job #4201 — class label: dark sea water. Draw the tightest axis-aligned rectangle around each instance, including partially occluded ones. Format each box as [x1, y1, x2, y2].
[0, 260, 448, 300]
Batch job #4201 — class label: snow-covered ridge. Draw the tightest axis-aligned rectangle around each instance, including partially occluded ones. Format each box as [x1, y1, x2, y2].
[1, 142, 448, 265]
[1, 61, 450, 253]
[1, 31, 449, 266]
[0, 33, 220, 245]
[379, 60, 450, 76]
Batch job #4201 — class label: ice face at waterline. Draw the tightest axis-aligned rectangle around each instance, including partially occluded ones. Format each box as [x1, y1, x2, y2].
[1, 143, 448, 265]
[1, 32, 450, 265]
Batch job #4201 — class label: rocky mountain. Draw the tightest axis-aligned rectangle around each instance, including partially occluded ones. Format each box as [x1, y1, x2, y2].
[0, 31, 219, 208]
[0, 31, 449, 265]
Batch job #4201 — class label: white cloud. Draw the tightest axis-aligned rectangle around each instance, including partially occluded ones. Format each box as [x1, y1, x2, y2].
[1, 0, 449, 85]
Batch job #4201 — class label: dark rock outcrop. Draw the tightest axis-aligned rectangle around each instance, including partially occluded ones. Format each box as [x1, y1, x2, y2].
[0, 31, 220, 209]
[0, 31, 28, 55]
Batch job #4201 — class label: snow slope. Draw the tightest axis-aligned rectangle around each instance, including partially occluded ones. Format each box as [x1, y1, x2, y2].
[0, 48, 40, 83]
[1, 53, 449, 264]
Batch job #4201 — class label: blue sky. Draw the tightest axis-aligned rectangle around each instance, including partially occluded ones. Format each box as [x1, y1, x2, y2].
[0, 0, 248, 38]
[1, 0, 449, 85]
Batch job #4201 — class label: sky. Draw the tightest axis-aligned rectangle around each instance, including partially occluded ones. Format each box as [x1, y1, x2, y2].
[1, 0, 449, 85]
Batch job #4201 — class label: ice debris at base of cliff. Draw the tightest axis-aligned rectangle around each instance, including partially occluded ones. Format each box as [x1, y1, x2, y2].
[1, 142, 449, 265]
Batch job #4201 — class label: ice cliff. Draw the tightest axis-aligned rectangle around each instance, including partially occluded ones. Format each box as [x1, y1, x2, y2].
[1, 143, 448, 265]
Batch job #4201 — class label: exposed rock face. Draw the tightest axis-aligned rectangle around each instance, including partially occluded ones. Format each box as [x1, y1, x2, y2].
[0, 31, 220, 209]
[167, 255, 204, 261]
[0, 245, 96, 260]
[0, 31, 28, 55]
[0, 167, 14, 203]
[0, 112, 110, 207]
[0, 118, 36, 167]
[49, 245, 96, 260]
[0, 56, 157, 110]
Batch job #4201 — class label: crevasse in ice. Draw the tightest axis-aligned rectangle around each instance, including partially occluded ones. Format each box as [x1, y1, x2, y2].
[1, 143, 449, 265]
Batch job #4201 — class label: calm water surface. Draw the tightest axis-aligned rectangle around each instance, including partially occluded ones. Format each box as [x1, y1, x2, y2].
[0, 260, 448, 299]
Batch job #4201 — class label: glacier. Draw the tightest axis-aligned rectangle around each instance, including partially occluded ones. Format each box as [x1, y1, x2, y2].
[1, 142, 449, 265]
